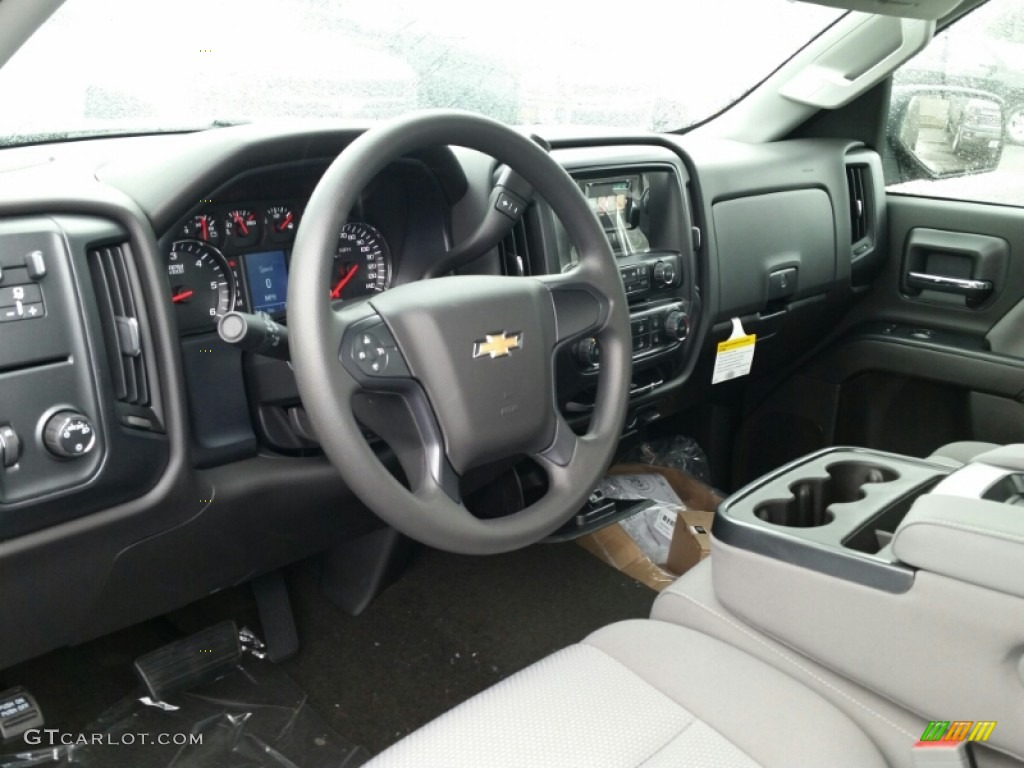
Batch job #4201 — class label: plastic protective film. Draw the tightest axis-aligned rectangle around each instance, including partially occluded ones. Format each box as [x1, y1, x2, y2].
[0, 656, 369, 768]
[619, 435, 711, 484]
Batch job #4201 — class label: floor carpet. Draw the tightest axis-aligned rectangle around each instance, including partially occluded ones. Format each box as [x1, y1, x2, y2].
[1, 541, 656, 758]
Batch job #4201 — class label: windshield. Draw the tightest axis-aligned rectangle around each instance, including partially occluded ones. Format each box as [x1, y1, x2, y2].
[0, 0, 844, 143]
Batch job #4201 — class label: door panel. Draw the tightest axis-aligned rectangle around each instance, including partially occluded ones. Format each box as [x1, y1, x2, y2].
[855, 195, 1024, 337]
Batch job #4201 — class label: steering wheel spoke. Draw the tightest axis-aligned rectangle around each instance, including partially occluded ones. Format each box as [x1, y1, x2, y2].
[534, 270, 610, 345]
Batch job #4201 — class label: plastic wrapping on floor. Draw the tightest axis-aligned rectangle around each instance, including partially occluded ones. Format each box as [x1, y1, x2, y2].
[597, 472, 686, 565]
[0, 656, 369, 768]
[619, 435, 711, 484]
[578, 451, 723, 591]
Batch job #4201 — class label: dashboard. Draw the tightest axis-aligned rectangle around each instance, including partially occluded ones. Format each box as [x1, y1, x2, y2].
[0, 122, 885, 670]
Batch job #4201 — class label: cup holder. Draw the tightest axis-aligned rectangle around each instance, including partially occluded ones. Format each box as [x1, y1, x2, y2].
[754, 462, 899, 528]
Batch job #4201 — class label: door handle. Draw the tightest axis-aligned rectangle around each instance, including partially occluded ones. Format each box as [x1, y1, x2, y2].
[906, 272, 993, 303]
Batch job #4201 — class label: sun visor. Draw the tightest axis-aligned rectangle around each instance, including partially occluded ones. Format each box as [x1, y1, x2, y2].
[797, 0, 964, 20]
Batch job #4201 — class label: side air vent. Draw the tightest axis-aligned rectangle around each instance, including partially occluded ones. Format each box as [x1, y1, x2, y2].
[88, 244, 150, 407]
[499, 216, 532, 277]
[847, 164, 870, 245]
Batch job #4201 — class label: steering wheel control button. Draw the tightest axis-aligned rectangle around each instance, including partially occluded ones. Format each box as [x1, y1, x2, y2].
[495, 191, 526, 220]
[345, 321, 409, 379]
[43, 411, 97, 459]
[355, 332, 390, 374]
[0, 426, 21, 468]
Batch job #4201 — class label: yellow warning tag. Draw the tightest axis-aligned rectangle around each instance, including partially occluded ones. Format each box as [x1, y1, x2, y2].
[712, 318, 756, 384]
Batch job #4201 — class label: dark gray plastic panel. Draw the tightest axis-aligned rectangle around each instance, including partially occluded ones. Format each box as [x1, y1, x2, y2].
[713, 188, 836, 318]
[714, 447, 952, 592]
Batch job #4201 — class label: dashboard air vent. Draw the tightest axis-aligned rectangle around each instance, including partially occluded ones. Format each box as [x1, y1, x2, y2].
[88, 244, 150, 407]
[500, 217, 532, 277]
[846, 164, 870, 245]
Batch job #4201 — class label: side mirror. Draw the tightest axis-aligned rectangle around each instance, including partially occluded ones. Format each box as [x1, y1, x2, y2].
[888, 86, 1004, 181]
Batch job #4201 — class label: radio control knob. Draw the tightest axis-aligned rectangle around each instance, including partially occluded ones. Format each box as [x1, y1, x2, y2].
[653, 260, 677, 288]
[43, 411, 96, 459]
[663, 310, 689, 342]
[576, 338, 600, 368]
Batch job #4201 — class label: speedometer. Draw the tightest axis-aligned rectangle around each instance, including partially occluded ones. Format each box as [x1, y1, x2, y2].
[168, 239, 236, 333]
[329, 223, 392, 300]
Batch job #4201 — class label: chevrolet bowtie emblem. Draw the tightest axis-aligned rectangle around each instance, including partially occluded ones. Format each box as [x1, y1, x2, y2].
[473, 332, 522, 359]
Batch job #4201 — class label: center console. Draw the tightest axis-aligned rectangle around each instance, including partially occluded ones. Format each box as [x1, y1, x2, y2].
[712, 447, 951, 592]
[670, 445, 1024, 762]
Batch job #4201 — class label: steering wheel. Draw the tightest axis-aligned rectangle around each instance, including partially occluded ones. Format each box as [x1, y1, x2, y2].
[288, 111, 631, 555]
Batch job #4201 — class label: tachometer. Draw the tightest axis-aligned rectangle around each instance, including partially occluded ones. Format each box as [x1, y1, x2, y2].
[329, 222, 392, 300]
[168, 240, 236, 333]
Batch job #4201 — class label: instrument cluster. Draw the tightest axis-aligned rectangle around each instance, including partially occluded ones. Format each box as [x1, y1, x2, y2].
[167, 203, 393, 335]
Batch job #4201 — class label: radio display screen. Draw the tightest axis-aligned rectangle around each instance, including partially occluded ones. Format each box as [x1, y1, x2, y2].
[584, 177, 638, 229]
[245, 250, 289, 314]
[580, 174, 650, 257]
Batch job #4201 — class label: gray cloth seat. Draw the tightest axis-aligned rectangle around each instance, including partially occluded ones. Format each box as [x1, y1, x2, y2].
[928, 440, 999, 466]
[365, 619, 888, 767]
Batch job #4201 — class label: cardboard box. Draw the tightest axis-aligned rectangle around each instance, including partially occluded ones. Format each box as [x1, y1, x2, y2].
[577, 522, 678, 590]
[579, 464, 723, 590]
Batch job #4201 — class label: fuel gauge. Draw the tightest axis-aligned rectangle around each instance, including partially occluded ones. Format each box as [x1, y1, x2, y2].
[182, 213, 222, 246]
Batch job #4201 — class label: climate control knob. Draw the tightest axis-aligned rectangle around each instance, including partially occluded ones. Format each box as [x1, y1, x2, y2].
[43, 411, 96, 459]
[576, 337, 601, 368]
[663, 310, 689, 342]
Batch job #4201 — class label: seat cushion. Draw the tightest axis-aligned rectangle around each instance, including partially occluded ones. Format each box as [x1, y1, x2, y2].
[364, 619, 887, 767]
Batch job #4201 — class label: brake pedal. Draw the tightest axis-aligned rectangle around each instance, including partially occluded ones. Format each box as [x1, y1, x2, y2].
[0, 686, 44, 743]
[134, 620, 241, 701]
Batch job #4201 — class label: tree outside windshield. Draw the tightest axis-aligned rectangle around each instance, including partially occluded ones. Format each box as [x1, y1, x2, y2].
[0, 0, 843, 140]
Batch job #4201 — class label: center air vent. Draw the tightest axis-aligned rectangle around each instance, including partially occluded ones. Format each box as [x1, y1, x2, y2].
[87, 244, 150, 407]
[500, 216, 533, 277]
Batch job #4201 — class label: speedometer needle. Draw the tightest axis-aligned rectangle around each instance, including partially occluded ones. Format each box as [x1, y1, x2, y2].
[331, 264, 359, 299]
[172, 289, 194, 303]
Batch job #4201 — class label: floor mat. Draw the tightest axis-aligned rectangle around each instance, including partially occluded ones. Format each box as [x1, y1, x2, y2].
[1, 541, 655, 759]
[0, 655, 369, 767]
